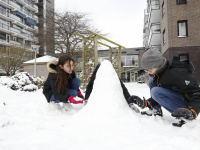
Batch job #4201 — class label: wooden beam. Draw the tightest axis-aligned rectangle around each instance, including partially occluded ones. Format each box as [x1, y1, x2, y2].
[86, 30, 126, 49]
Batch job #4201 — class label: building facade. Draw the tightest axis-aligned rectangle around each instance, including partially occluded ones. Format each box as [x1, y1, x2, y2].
[143, 0, 200, 83]
[0, 0, 38, 49]
[75, 47, 146, 82]
[36, 0, 54, 56]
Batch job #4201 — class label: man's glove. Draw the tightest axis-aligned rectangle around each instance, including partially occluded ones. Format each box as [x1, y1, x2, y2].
[68, 96, 83, 104]
[77, 91, 85, 100]
[129, 103, 140, 113]
[171, 108, 197, 120]
[129, 95, 147, 109]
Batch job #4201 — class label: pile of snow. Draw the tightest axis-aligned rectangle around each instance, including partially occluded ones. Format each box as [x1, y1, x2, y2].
[77, 60, 138, 119]
[0, 72, 44, 91]
[72, 60, 141, 139]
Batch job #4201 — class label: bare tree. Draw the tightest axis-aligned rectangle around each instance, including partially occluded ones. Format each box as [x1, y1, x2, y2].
[44, 10, 105, 60]
[0, 45, 34, 76]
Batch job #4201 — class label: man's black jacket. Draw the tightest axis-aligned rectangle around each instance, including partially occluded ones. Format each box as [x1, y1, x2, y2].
[85, 64, 131, 104]
[43, 61, 76, 103]
[149, 59, 200, 114]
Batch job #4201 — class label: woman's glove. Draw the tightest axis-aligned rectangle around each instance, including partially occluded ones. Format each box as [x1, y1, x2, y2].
[68, 96, 83, 104]
[78, 91, 85, 100]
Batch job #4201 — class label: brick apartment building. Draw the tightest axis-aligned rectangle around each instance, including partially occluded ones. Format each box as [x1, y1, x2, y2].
[36, 0, 55, 56]
[143, 0, 200, 83]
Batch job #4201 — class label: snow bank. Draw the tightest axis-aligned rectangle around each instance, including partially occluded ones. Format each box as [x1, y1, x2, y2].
[0, 72, 44, 91]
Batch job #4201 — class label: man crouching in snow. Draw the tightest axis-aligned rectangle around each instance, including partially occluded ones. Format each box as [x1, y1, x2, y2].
[130, 50, 200, 121]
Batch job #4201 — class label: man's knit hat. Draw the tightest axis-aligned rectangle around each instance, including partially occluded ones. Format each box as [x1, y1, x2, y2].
[141, 50, 164, 69]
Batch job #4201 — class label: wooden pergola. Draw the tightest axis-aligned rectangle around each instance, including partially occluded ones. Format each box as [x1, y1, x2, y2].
[74, 30, 125, 90]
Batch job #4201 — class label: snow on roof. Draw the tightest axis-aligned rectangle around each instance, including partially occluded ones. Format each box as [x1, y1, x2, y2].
[23, 55, 58, 64]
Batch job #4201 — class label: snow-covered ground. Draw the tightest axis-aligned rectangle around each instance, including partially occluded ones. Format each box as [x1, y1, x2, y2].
[1, 61, 200, 150]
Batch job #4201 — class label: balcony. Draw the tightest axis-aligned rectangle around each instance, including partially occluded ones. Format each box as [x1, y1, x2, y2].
[10, 40, 22, 46]
[25, 4, 38, 12]
[15, 0, 27, 6]
[34, 4, 38, 10]
[0, 38, 10, 46]
[148, 23, 161, 47]
[0, 22, 35, 42]
[10, 1, 25, 15]
[34, 26, 38, 31]
[143, 34, 149, 48]
[33, 15, 38, 22]
[24, 0, 34, 7]
[12, 28, 33, 40]
[147, 0, 160, 12]
[144, 9, 148, 24]
[150, 45, 161, 51]
[0, 7, 14, 21]
[0, 22, 10, 33]
[10, 1, 21, 10]
[0, 0, 15, 10]
[10, 14, 21, 22]
[11, 27, 21, 34]
[147, 0, 160, 28]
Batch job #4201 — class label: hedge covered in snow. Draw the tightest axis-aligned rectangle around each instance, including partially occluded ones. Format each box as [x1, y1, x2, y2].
[0, 72, 45, 92]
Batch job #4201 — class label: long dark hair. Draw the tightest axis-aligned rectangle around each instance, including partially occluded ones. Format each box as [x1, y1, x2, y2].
[56, 55, 74, 94]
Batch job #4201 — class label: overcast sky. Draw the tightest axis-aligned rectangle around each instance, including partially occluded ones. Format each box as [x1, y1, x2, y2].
[55, 0, 147, 49]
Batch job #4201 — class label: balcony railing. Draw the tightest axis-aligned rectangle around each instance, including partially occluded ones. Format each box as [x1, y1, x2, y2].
[34, 26, 38, 30]
[150, 0, 160, 10]
[0, 22, 10, 30]
[10, 14, 21, 22]
[10, 1, 36, 18]
[11, 27, 21, 34]
[0, 22, 33, 38]
[0, 7, 7, 16]
[34, 5, 37, 10]
[10, 40, 21, 46]
[24, 0, 34, 7]
[148, 23, 161, 46]
[150, 23, 161, 33]
[10, 1, 21, 10]
[1, 0, 9, 4]
[0, 37, 6, 41]
[150, 45, 161, 51]
[144, 9, 148, 15]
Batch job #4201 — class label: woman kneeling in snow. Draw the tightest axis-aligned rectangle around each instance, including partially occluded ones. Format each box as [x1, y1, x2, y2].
[85, 64, 140, 113]
[43, 55, 84, 111]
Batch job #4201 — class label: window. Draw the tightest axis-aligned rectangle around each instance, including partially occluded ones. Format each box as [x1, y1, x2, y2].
[177, 0, 187, 4]
[162, 1, 165, 18]
[163, 29, 166, 44]
[178, 20, 188, 37]
[121, 56, 138, 67]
